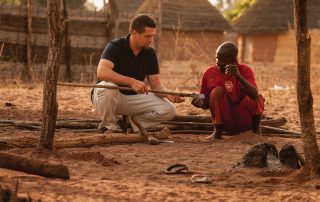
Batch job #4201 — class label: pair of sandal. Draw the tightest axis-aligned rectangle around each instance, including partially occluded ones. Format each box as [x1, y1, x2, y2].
[162, 163, 212, 184]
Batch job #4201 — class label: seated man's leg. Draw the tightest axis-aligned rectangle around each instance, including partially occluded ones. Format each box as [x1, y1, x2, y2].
[120, 93, 176, 133]
[237, 95, 264, 134]
[92, 82, 123, 131]
[207, 87, 234, 139]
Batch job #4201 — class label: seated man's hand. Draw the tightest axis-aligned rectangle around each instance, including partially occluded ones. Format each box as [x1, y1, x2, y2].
[167, 95, 185, 103]
[191, 95, 208, 109]
[225, 64, 240, 78]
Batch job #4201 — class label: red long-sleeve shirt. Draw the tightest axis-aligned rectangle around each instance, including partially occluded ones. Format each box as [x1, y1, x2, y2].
[200, 64, 257, 104]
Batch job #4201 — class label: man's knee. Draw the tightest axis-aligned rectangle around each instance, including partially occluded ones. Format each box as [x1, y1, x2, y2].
[241, 95, 264, 115]
[93, 89, 120, 113]
[209, 87, 225, 101]
[94, 88, 118, 102]
[157, 102, 176, 121]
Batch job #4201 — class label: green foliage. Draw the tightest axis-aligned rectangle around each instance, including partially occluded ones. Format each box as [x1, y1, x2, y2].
[225, 0, 256, 23]
[0, 0, 22, 5]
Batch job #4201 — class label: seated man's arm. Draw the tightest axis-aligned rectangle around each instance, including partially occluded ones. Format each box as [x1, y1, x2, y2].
[97, 59, 148, 93]
[191, 70, 210, 109]
[147, 74, 184, 103]
[225, 64, 258, 100]
[191, 94, 209, 109]
[236, 75, 259, 100]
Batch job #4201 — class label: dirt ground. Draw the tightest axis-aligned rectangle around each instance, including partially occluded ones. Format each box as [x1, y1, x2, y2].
[1, 61, 320, 201]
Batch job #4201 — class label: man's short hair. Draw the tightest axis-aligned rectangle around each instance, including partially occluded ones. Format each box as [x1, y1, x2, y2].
[129, 14, 156, 33]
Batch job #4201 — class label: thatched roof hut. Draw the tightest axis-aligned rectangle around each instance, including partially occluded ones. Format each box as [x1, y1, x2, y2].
[137, 0, 232, 60]
[109, 0, 145, 15]
[233, 0, 320, 63]
[107, 0, 145, 38]
[138, 0, 231, 31]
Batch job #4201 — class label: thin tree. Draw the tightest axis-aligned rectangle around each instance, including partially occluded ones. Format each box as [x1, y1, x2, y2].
[62, 0, 72, 82]
[293, 0, 320, 177]
[22, 0, 34, 82]
[39, 0, 65, 150]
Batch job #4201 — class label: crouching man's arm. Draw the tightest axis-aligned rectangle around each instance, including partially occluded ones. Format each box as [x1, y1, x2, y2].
[147, 74, 184, 103]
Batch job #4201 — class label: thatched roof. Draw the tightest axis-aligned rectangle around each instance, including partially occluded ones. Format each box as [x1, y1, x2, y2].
[109, 0, 145, 14]
[137, 0, 232, 31]
[233, 0, 320, 34]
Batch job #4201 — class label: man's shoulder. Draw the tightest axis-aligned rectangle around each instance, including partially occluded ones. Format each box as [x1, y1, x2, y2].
[238, 63, 254, 73]
[203, 65, 218, 75]
[108, 37, 126, 48]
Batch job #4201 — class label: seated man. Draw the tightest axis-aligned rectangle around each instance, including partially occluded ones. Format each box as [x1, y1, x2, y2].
[92, 14, 183, 134]
[192, 41, 264, 139]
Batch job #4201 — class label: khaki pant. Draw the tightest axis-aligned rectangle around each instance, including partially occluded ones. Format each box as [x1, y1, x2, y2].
[92, 81, 176, 132]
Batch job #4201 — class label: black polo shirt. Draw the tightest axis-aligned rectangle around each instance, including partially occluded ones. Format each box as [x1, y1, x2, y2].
[99, 34, 159, 95]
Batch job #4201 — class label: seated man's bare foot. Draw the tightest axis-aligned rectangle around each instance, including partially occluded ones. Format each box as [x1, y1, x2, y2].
[252, 115, 262, 135]
[206, 124, 223, 140]
[148, 136, 160, 145]
[205, 131, 222, 140]
[252, 124, 262, 135]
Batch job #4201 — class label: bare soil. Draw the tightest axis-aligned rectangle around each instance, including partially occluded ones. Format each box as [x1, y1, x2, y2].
[1, 61, 320, 201]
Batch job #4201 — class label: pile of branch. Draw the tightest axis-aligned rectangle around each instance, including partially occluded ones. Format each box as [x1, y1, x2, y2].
[155, 116, 302, 138]
[0, 115, 303, 138]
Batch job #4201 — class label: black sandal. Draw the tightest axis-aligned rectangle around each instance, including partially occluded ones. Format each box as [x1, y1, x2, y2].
[162, 163, 192, 175]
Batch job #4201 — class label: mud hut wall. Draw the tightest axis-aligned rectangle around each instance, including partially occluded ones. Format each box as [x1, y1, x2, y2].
[274, 29, 320, 64]
[158, 30, 224, 61]
[0, 4, 109, 67]
[248, 33, 278, 63]
[273, 31, 296, 64]
[237, 29, 320, 64]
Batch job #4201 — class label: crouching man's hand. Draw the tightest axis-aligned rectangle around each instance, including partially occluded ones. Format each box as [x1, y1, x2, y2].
[191, 94, 209, 109]
[166, 95, 185, 103]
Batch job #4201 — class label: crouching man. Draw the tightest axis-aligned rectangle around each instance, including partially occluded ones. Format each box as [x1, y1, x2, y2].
[92, 14, 184, 134]
[192, 41, 264, 139]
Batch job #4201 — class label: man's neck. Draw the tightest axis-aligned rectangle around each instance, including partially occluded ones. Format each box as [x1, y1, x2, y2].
[129, 35, 142, 56]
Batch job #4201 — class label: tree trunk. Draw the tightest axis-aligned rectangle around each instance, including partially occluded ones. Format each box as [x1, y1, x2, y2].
[22, 0, 34, 82]
[293, 0, 320, 174]
[62, 0, 72, 82]
[39, 0, 65, 150]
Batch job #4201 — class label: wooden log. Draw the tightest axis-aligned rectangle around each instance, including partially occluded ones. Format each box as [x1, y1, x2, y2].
[0, 137, 37, 149]
[0, 116, 287, 131]
[171, 116, 287, 127]
[0, 120, 98, 130]
[172, 130, 212, 134]
[170, 130, 303, 138]
[261, 125, 301, 135]
[0, 129, 170, 149]
[54, 129, 170, 148]
[0, 152, 69, 179]
[171, 115, 212, 123]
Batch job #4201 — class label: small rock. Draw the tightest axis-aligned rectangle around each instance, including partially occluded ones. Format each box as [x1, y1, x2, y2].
[242, 143, 278, 168]
[5, 102, 15, 107]
[279, 144, 305, 169]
